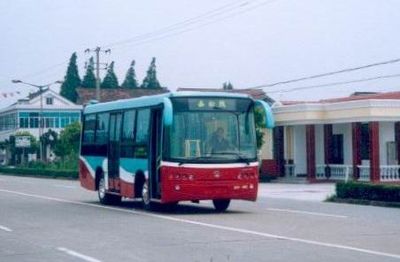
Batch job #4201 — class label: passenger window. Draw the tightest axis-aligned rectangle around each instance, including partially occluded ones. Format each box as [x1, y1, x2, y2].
[83, 114, 96, 144]
[95, 113, 109, 144]
[135, 109, 150, 144]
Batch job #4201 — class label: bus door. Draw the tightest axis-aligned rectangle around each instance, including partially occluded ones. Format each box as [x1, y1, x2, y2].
[149, 107, 163, 199]
[108, 112, 122, 192]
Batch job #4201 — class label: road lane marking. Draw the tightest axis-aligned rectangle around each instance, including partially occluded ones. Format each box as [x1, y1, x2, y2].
[53, 184, 78, 189]
[1, 188, 400, 260]
[267, 208, 348, 218]
[57, 247, 101, 262]
[0, 224, 12, 232]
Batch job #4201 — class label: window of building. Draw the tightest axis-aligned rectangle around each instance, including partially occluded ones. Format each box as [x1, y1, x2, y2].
[46, 97, 53, 105]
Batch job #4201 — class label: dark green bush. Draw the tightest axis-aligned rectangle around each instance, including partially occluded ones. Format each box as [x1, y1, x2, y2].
[0, 167, 78, 179]
[336, 182, 400, 202]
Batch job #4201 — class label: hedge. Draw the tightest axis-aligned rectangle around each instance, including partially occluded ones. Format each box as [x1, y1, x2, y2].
[336, 181, 400, 203]
[0, 167, 78, 179]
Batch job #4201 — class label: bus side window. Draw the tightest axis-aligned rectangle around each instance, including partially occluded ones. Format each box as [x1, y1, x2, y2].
[134, 109, 150, 158]
[82, 114, 96, 155]
[121, 110, 136, 158]
[83, 114, 96, 144]
[95, 113, 109, 156]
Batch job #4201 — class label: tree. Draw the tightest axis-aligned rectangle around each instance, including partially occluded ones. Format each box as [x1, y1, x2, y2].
[82, 57, 96, 88]
[141, 57, 161, 89]
[121, 60, 138, 89]
[40, 129, 58, 161]
[54, 122, 81, 166]
[223, 82, 233, 90]
[101, 61, 119, 89]
[254, 108, 265, 150]
[60, 52, 81, 102]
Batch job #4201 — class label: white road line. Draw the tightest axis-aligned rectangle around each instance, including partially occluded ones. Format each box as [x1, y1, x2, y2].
[53, 184, 77, 189]
[57, 247, 101, 262]
[267, 208, 348, 218]
[0, 224, 12, 232]
[1, 188, 400, 260]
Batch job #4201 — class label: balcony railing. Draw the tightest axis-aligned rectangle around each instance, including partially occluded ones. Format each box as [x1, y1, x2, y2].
[284, 164, 296, 177]
[285, 163, 400, 182]
[316, 164, 326, 179]
[329, 164, 352, 181]
[357, 165, 370, 181]
[315, 164, 352, 181]
[380, 165, 400, 182]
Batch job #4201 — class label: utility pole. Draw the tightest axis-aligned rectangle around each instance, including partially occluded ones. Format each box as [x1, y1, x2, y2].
[85, 47, 111, 101]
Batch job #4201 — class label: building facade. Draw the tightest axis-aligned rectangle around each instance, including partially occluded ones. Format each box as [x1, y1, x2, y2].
[0, 89, 82, 163]
[262, 92, 400, 183]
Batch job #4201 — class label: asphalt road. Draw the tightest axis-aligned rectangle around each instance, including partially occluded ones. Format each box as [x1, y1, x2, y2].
[1, 175, 400, 262]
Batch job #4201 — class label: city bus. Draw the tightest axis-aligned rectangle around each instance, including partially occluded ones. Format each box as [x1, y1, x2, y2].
[79, 92, 274, 211]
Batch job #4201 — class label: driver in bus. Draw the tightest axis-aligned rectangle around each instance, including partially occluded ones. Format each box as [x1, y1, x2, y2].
[208, 127, 231, 154]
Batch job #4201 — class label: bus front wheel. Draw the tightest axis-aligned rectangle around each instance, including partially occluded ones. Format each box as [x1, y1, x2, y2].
[212, 199, 230, 212]
[98, 176, 121, 205]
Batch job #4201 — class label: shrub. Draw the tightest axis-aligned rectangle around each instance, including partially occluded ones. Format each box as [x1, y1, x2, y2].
[336, 182, 400, 202]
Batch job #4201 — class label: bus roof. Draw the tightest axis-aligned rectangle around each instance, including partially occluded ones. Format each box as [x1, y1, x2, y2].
[83, 91, 252, 114]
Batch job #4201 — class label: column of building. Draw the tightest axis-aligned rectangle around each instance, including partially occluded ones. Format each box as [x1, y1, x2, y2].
[306, 125, 316, 182]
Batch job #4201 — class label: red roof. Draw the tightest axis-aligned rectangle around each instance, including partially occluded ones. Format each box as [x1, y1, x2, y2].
[281, 91, 400, 105]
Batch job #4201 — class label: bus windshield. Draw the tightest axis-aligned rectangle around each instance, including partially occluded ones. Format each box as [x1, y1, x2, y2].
[164, 97, 257, 163]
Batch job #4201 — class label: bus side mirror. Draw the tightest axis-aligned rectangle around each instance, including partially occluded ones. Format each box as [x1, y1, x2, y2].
[163, 97, 173, 126]
[255, 100, 275, 129]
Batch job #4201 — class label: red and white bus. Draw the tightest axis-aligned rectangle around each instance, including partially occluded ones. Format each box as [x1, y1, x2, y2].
[79, 92, 274, 211]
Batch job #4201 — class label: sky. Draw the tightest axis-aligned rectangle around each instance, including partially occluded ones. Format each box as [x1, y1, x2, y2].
[0, 0, 400, 106]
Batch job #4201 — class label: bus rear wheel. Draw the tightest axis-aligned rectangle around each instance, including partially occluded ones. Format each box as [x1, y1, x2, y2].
[212, 199, 230, 212]
[98, 176, 121, 205]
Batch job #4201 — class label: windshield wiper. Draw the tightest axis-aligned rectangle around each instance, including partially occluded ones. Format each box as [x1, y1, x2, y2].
[177, 155, 213, 166]
[211, 152, 250, 165]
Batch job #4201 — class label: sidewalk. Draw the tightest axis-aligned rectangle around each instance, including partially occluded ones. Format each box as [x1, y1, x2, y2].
[257, 183, 335, 202]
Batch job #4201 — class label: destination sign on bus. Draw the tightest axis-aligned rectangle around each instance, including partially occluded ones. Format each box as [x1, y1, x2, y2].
[188, 98, 236, 110]
[172, 98, 250, 112]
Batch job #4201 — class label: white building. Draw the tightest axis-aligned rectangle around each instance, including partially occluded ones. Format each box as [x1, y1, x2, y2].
[0, 88, 82, 163]
[261, 91, 400, 183]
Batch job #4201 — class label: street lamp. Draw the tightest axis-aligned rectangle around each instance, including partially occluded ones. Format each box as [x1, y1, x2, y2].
[11, 80, 63, 162]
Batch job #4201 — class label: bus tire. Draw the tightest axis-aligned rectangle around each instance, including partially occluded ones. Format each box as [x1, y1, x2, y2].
[98, 175, 121, 205]
[212, 199, 230, 212]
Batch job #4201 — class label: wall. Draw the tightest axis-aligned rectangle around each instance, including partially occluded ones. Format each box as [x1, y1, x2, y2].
[294, 125, 306, 175]
[260, 128, 273, 159]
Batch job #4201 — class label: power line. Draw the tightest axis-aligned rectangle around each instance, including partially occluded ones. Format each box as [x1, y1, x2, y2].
[267, 73, 400, 93]
[111, 0, 279, 52]
[104, 1, 251, 48]
[4, 1, 271, 85]
[249, 58, 400, 89]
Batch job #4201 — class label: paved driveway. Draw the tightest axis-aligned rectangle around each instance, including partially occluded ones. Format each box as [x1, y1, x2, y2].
[258, 182, 336, 201]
